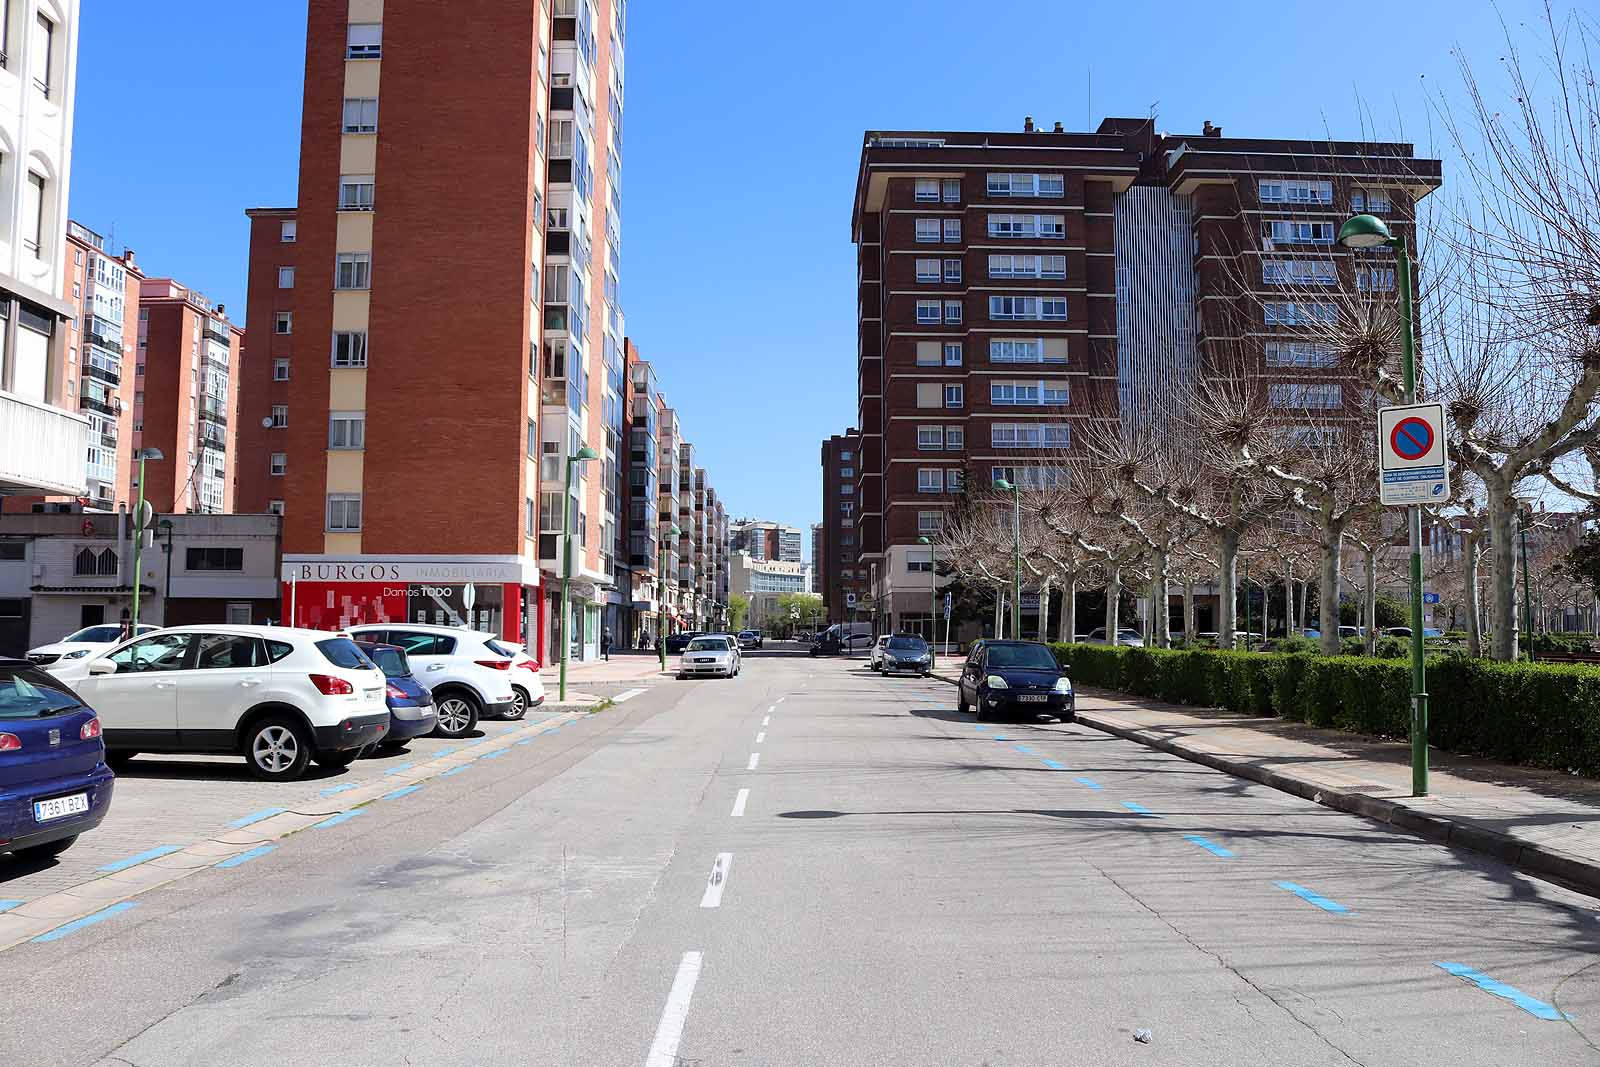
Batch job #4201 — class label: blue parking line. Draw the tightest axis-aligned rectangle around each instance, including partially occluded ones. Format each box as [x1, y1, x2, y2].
[973, 725, 988, 731]
[382, 763, 415, 776]
[431, 747, 459, 758]
[227, 807, 286, 828]
[480, 749, 510, 760]
[1075, 777, 1103, 790]
[1121, 801, 1159, 817]
[313, 810, 366, 829]
[1014, 745, 1038, 756]
[98, 845, 183, 873]
[215, 844, 276, 870]
[1277, 881, 1350, 914]
[1435, 962, 1566, 1020]
[1041, 759, 1065, 770]
[1184, 834, 1235, 858]
[320, 782, 359, 797]
[0, 900, 23, 912]
[439, 765, 471, 777]
[382, 784, 423, 800]
[515, 739, 534, 746]
[992, 736, 1013, 742]
[31, 902, 137, 942]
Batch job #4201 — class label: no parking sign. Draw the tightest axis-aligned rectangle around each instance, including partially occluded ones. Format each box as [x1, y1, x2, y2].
[1378, 403, 1449, 506]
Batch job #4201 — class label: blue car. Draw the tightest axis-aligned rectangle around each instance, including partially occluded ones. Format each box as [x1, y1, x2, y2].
[0, 658, 113, 861]
[355, 642, 438, 747]
[955, 640, 1075, 723]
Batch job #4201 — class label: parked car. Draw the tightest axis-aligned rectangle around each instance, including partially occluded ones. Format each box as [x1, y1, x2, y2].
[736, 629, 764, 650]
[664, 631, 703, 655]
[869, 635, 891, 670]
[489, 641, 545, 719]
[52, 626, 389, 781]
[27, 623, 161, 669]
[881, 634, 933, 677]
[345, 624, 519, 738]
[810, 623, 875, 657]
[1086, 627, 1146, 648]
[1383, 627, 1447, 640]
[677, 635, 740, 679]
[354, 641, 438, 748]
[955, 641, 1074, 723]
[0, 658, 114, 860]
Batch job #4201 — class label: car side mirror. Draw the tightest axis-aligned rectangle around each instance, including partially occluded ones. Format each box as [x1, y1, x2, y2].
[88, 659, 118, 675]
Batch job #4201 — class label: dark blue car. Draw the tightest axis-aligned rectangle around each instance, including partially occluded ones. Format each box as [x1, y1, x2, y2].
[0, 658, 113, 861]
[356, 642, 438, 747]
[955, 640, 1075, 723]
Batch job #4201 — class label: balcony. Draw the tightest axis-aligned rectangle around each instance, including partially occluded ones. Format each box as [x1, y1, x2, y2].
[83, 363, 120, 387]
[78, 395, 117, 418]
[204, 320, 231, 346]
[0, 393, 90, 495]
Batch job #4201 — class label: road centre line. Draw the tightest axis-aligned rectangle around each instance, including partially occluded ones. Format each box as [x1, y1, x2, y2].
[644, 951, 705, 1067]
[1435, 962, 1565, 1020]
[615, 688, 647, 702]
[747, 753, 760, 770]
[700, 853, 733, 908]
[762, 715, 770, 726]
[756, 731, 766, 744]
[731, 789, 749, 817]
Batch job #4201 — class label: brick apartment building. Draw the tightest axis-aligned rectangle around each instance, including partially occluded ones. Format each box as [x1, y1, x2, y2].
[730, 519, 802, 564]
[819, 429, 860, 622]
[134, 279, 242, 515]
[235, 0, 630, 664]
[840, 117, 1441, 635]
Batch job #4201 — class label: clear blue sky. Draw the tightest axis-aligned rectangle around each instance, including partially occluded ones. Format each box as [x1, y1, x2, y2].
[71, 0, 1533, 557]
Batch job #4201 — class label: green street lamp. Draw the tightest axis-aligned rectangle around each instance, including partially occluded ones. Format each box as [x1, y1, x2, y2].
[993, 478, 1022, 639]
[1340, 211, 1428, 796]
[919, 535, 939, 669]
[129, 447, 164, 630]
[657, 523, 681, 672]
[559, 444, 599, 702]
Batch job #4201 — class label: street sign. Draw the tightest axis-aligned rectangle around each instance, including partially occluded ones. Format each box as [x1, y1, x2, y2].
[462, 583, 477, 612]
[943, 592, 953, 612]
[1422, 592, 1440, 605]
[1378, 403, 1450, 506]
[845, 592, 857, 608]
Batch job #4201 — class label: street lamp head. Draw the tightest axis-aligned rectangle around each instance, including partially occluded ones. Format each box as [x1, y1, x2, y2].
[1337, 213, 1395, 249]
[993, 478, 1015, 492]
[136, 447, 165, 462]
[573, 445, 599, 462]
[918, 536, 931, 545]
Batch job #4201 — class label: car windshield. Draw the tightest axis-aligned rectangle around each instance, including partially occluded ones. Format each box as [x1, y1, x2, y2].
[0, 666, 85, 719]
[64, 625, 122, 644]
[888, 636, 926, 651]
[366, 647, 409, 678]
[316, 638, 375, 670]
[985, 643, 1058, 670]
[686, 638, 729, 652]
[1118, 630, 1140, 639]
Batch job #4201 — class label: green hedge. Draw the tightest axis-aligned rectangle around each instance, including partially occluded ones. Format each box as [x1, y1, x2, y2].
[1049, 643, 1600, 776]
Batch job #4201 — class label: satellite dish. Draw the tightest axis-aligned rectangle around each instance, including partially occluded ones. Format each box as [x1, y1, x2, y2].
[260, 417, 274, 428]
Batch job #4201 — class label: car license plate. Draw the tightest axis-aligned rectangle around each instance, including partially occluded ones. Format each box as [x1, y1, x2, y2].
[1018, 694, 1048, 703]
[363, 688, 382, 700]
[34, 793, 89, 822]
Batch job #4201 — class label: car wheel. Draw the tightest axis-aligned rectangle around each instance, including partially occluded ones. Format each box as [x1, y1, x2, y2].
[12, 835, 77, 861]
[433, 693, 481, 739]
[244, 716, 313, 781]
[105, 750, 138, 770]
[315, 747, 361, 769]
[957, 690, 969, 714]
[506, 686, 530, 721]
[676, 673, 687, 680]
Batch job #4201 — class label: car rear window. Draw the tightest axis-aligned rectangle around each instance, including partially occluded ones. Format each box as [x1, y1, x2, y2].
[985, 643, 1058, 670]
[264, 640, 294, 663]
[485, 639, 517, 658]
[368, 647, 409, 677]
[0, 666, 85, 719]
[888, 636, 926, 651]
[316, 638, 375, 670]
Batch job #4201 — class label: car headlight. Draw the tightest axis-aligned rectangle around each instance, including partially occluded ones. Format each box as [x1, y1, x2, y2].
[985, 674, 1009, 689]
[62, 649, 92, 660]
[1054, 677, 1073, 694]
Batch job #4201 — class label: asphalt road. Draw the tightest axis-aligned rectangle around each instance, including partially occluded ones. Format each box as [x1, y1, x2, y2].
[4, 656, 1600, 1065]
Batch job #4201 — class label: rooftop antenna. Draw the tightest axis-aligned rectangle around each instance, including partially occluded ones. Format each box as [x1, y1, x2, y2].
[1087, 67, 1092, 129]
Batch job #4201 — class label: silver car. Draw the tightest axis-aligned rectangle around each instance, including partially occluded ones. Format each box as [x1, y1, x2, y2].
[677, 635, 740, 679]
[1086, 627, 1145, 648]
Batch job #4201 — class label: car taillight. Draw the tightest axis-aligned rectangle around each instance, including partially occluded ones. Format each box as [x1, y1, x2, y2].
[516, 660, 540, 671]
[0, 733, 19, 751]
[80, 717, 102, 740]
[475, 659, 512, 670]
[309, 673, 355, 695]
[385, 683, 408, 700]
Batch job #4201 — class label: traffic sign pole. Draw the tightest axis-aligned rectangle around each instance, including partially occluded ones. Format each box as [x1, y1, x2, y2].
[1397, 235, 1429, 799]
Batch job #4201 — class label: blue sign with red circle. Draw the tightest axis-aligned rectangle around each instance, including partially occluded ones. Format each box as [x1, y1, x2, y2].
[1390, 417, 1434, 460]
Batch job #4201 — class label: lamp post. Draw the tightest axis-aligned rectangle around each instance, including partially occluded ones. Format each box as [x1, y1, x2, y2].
[919, 535, 938, 668]
[658, 523, 681, 671]
[159, 518, 175, 606]
[993, 478, 1022, 638]
[129, 447, 164, 629]
[1339, 212, 1428, 797]
[559, 444, 599, 702]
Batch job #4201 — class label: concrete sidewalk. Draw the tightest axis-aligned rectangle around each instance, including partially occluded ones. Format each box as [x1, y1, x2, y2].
[929, 663, 1600, 899]
[539, 652, 671, 708]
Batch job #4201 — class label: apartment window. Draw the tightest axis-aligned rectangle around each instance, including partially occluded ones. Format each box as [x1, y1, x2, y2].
[1351, 188, 1392, 214]
[269, 453, 286, 476]
[335, 252, 372, 290]
[1041, 380, 1070, 405]
[275, 312, 292, 335]
[840, 450, 853, 461]
[914, 178, 939, 202]
[916, 382, 942, 408]
[268, 500, 285, 516]
[339, 175, 376, 211]
[944, 383, 964, 408]
[1356, 266, 1396, 291]
[916, 300, 941, 325]
[917, 468, 945, 493]
[917, 425, 945, 451]
[1262, 220, 1334, 245]
[917, 511, 943, 535]
[280, 221, 297, 243]
[987, 214, 1065, 239]
[915, 340, 941, 366]
[945, 425, 965, 450]
[992, 423, 1071, 449]
[1269, 383, 1343, 409]
[31, 13, 52, 97]
[840, 467, 854, 479]
[332, 331, 368, 367]
[915, 219, 939, 243]
[992, 381, 1041, 406]
[269, 405, 287, 428]
[840, 501, 854, 517]
[988, 295, 1068, 321]
[329, 412, 366, 449]
[943, 300, 962, 324]
[1265, 342, 1338, 368]
[277, 267, 295, 288]
[942, 218, 961, 242]
[941, 179, 961, 203]
[943, 342, 963, 366]
[326, 494, 363, 532]
[527, 418, 538, 457]
[342, 97, 379, 134]
[346, 23, 382, 59]
[22, 171, 43, 257]
[915, 258, 939, 283]
[1264, 302, 1338, 326]
[1258, 179, 1333, 204]
[273, 358, 290, 381]
[943, 258, 962, 283]
[1263, 260, 1337, 286]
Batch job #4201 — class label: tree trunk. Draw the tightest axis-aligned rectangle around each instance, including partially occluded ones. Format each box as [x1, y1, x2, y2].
[1217, 530, 1239, 650]
[1060, 576, 1078, 642]
[1318, 523, 1344, 655]
[1151, 548, 1170, 648]
[1183, 576, 1197, 647]
[993, 589, 1003, 638]
[1037, 580, 1051, 644]
[1283, 557, 1294, 639]
[1485, 484, 1519, 661]
[1464, 532, 1483, 658]
[1364, 548, 1378, 655]
[1106, 565, 1122, 641]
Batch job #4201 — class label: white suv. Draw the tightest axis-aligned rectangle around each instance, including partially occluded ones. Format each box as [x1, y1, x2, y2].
[345, 624, 523, 738]
[52, 625, 389, 781]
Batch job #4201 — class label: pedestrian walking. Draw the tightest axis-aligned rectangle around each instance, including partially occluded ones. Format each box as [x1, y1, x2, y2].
[601, 628, 613, 661]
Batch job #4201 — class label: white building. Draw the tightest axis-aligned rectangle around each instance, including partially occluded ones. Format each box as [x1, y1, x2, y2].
[730, 550, 811, 631]
[0, 0, 85, 499]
